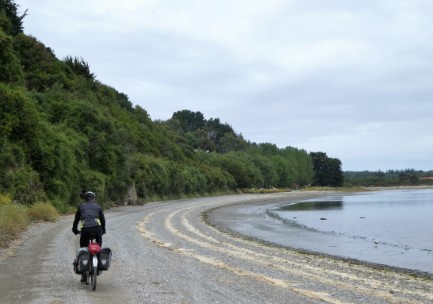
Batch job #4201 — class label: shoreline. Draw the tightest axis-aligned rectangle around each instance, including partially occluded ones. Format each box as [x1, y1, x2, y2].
[204, 190, 433, 280]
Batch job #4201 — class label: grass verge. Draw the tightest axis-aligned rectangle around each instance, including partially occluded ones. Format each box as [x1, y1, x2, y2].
[0, 204, 28, 248]
[302, 186, 370, 192]
[27, 202, 59, 222]
[0, 201, 59, 248]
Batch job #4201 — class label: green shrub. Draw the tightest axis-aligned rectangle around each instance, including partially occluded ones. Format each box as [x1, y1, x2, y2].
[27, 202, 59, 222]
[51, 198, 75, 214]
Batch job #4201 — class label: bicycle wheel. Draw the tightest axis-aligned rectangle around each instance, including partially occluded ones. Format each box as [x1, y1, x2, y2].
[91, 265, 97, 291]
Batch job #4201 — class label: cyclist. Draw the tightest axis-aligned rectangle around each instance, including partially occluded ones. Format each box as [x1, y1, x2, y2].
[72, 191, 106, 282]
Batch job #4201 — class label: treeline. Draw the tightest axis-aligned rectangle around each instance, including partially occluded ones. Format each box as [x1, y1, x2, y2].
[344, 170, 433, 187]
[1, 1, 346, 211]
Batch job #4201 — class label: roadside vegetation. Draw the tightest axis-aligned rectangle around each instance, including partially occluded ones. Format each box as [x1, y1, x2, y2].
[302, 186, 369, 192]
[0, 194, 59, 247]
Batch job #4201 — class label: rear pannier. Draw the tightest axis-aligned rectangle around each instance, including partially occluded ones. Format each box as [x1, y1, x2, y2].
[75, 248, 90, 274]
[98, 247, 112, 271]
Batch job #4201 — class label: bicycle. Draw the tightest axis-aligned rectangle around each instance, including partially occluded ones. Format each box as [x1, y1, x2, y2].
[74, 232, 101, 291]
[87, 235, 101, 291]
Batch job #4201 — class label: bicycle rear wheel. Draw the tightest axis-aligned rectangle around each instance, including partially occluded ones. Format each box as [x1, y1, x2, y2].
[91, 265, 97, 290]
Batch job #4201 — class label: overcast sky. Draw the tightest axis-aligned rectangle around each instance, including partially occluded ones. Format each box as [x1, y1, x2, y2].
[17, 0, 433, 171]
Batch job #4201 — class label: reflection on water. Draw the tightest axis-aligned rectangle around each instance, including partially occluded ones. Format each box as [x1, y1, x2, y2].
[265, 189, 433, 274]
[279, 200, 343, 211]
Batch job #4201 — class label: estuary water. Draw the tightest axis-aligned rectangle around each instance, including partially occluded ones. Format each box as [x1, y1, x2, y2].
[266, 188, 433, 274]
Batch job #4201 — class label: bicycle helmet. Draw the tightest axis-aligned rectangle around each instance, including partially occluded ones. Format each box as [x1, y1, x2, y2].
[84, 191, 96, 201]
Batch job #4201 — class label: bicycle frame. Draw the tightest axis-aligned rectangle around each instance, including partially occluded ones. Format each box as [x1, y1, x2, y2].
[77, 232, 101, 291]
[87, 237, 101, 290]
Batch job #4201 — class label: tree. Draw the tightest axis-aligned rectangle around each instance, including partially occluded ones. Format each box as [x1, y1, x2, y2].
[171, 110, 205, 132]
[219, 132, 247, 153]
[0, 28, 24, 84]
[13, 34, 69, 91]
[187, 128, 215, 151]
[250, 154, 278, 188]
[310, 152, 343, 187]
[211, 152, 263, 188]
[271, 155, 295, 187]
[398, 170, 418, 185]
[257, 143, 279, 155]
[205, 118, 234, 150]
[0, 0, 27, 36]
[64, 56, 95, 81]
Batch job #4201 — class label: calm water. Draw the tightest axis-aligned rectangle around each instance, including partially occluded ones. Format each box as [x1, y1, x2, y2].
[268, 189, 433, 274]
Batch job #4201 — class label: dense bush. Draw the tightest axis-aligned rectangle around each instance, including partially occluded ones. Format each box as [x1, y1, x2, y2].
[0, 29, 24, 84]
[0, 1, 336, 209]
[344, 170, 433, 187]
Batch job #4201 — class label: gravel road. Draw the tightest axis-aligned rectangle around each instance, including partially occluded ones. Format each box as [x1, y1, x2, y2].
[0, 192, 432, 304]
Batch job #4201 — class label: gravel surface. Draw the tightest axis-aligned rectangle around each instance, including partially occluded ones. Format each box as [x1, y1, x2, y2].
[1, 192, 432, 303]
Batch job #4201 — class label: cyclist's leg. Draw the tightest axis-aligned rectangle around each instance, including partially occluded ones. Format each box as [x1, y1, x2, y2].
[88, 226, 103, 245]
[85, 226, 102, 244]
[95, 226, 103, 246]
[80, 228, 90, 247]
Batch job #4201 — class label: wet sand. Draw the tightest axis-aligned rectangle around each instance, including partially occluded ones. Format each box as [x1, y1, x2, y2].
[205, 190, 433, 278]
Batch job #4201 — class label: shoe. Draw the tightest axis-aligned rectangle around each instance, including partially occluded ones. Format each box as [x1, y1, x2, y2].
[80, 274, 87, 282]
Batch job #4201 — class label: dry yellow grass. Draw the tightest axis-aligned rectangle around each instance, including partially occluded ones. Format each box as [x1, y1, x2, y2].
[0, 199, 59, 248]
[0, 204, 28, 247]
[27, 202, 59, 222]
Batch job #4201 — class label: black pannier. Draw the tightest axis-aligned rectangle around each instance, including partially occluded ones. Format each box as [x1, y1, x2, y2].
[98, 247, 112, 271]
[74, 248, 90, 274]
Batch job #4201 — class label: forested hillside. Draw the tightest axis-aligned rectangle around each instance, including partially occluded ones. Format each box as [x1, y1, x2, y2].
[344, 170, 433, 187]
[1, 0, 344, 211]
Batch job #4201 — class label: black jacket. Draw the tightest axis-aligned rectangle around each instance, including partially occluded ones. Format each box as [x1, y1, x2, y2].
[72, 201, 106, 232]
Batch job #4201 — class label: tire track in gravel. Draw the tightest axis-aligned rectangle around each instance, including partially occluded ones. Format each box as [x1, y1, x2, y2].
[139, 207, 343, 303]
[137, 195, 433, 304]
